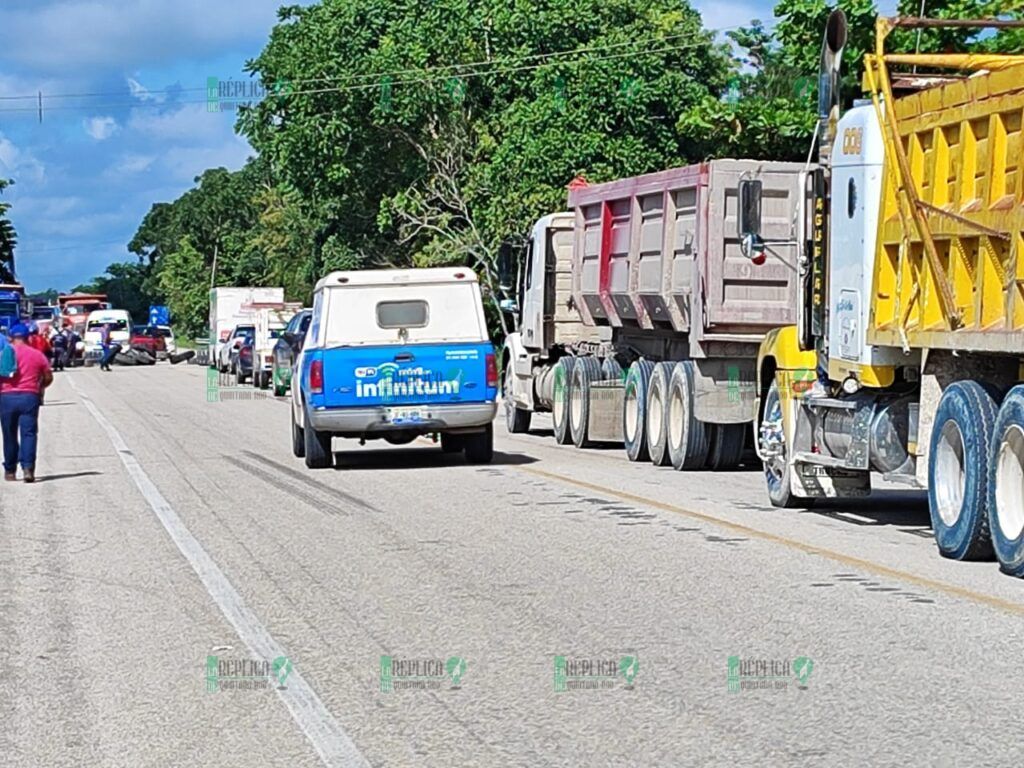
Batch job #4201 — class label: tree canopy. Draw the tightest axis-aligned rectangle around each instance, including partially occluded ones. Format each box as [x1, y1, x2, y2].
[59, 0, 1019, 337]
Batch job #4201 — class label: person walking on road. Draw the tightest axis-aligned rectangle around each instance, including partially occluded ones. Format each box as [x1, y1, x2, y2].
[51, 324, 69, 372]
[0, 323, 53, 483]
[99, 323, 119, 371]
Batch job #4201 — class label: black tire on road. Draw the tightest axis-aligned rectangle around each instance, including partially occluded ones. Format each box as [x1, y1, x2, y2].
[552, 357, 576, 445]
[441, 433, 464, 453]
[291, 412, 305, 458]
[706, 423, 747, 470]
[569, 356, 603, 448]
[928, 380, 998, 561]
[303, 408, 334, 469]
[504, 363, 532, 434]
[623, 360, 655, 462]
[988, 385, 1024, 577]
[645, 362, 675, 467]
[666, 361, 710, 471]
[464, 424, 494, 464]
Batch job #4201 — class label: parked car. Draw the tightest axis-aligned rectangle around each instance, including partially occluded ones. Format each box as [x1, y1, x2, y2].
[272, 309, 311, 396]
[252, 306, 299, 390]
[130, 326, 168, 359]
[235, 332, 256, 385]
[291, 268, 498, 469]
[217, 324, 255, 373]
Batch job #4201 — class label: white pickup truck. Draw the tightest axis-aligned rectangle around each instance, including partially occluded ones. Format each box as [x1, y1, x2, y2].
[291, 268, 499, 469]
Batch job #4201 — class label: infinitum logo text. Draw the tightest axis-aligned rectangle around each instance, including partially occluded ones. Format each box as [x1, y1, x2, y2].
[355, 365, 462, 399]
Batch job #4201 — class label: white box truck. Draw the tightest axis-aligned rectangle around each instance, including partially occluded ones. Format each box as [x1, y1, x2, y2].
[208, 287, 284, 369]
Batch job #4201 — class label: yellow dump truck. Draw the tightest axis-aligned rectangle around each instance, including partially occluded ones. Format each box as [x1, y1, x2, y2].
[744, 15, 1024, 576]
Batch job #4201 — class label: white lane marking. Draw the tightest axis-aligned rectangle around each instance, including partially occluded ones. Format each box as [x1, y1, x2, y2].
[68, 377, 369, 768]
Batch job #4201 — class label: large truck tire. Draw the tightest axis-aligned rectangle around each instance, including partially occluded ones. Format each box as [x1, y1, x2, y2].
[464, 424, 494, 464]
[928, 380, 997, 561]
[303, 408, 334, 469]
[569, 356, 603, 448]
[760, 380, 812, 508]
[646, 362, 674, 466]
[706, 423, 746, 470]
[987, 385, 1024, 576]
[666, 361, 710, 471]
[503, 363, 532, 434]
[623, 360, 655, 462]
[552, 357, 576, 445]
[601, 357, 624, 382]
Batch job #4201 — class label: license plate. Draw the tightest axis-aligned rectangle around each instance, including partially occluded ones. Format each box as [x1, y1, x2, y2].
[386, 407, 426, 424]
[799, 465, 861, 478]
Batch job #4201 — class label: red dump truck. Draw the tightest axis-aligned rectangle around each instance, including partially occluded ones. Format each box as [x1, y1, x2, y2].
[500, 159, 806, 470]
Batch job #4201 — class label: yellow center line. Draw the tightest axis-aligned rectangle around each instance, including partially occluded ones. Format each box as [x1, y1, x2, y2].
[519, 465, 1024, 617]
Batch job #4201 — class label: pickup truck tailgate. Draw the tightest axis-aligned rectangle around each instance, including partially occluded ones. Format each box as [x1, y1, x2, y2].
[318, 343, 495, 408]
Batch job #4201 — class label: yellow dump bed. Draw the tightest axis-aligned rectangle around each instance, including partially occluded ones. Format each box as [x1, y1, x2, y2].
[869, 62, 1024, 354]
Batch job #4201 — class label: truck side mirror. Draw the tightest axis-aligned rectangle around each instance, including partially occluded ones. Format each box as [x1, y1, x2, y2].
[738, 179, 766, 264]
[499, 298, 519, 315]
[497, 242, 514, 292]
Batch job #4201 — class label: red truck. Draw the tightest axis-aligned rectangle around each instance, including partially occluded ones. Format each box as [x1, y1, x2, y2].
[129, 326, 168, 359]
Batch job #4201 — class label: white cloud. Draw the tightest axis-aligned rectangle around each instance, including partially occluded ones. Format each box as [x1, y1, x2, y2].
[84, 115, 119, 140]
[112, 154, 156, 174]
[0, 133, 45, 184]
[160, 136, 253, 182]
[0, 1, 297, 75]
[127, 77, 166, 103]
[127, 102, 229, 142]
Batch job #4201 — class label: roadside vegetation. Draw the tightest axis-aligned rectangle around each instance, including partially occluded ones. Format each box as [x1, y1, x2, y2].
[30, 0, 1023, 337]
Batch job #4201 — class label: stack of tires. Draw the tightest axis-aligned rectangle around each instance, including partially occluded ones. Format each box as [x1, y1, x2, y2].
[550, 355, 746, 471]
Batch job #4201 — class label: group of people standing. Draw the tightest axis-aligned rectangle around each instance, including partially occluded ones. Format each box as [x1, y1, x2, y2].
[0, 324, 54, 483]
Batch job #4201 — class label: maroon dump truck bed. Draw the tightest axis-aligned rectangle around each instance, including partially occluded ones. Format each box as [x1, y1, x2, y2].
[567, 159, 805, 346]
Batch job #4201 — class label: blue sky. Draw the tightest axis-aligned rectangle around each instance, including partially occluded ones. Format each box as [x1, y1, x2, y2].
[0, 0, 877, 293]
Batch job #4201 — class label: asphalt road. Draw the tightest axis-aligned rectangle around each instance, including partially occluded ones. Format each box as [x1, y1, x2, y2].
[2, 363, 1022, 767]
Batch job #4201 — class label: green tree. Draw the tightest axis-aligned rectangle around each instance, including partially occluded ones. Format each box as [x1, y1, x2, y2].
[0, 179, 17, 283]
[239, 0, 733, 320]
[157, 238, 210, 337]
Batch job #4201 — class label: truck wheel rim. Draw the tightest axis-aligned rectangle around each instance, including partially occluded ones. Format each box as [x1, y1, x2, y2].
[761, 392, 786, 485]
[648, 387, 663, 445]
[995, 424, 1024, 541]
[553, 367, 566, 426]
[570, 373, 584, 428]
[935, 419, 966, 527]
[669, 388, 685, 450]
[624, 382, 640, 443]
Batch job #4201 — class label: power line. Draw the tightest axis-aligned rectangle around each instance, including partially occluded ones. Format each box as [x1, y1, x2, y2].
[0, 36, 730, 115]
[0, 27, 732, 110]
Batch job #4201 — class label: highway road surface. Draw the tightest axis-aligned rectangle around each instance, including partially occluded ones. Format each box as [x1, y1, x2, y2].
[2, 363, 1022, 767]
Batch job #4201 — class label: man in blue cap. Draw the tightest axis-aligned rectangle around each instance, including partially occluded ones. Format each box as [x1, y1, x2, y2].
[0, 323, 53, 482]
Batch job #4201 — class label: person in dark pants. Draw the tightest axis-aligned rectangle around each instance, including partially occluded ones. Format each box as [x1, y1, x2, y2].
[0, 324, 53, 483]
[51, 325, 69, 372]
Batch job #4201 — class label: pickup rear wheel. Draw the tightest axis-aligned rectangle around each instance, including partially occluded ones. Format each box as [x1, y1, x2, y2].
[440, 433, 464, 453]
[464, 424, 494, 464]
[291, 412, 305, 458]
[303, 409, 334, 469]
